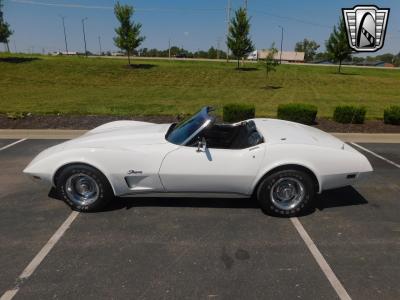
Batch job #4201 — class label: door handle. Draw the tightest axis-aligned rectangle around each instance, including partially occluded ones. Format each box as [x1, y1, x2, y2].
[249, 146, 260, 151]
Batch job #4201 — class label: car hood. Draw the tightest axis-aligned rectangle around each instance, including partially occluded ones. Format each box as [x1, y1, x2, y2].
[59, 121, 173, 150]
[254, 118, 345, 149]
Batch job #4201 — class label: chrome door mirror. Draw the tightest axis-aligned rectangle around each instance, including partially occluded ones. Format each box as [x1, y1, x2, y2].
[196, 137, 207, 152]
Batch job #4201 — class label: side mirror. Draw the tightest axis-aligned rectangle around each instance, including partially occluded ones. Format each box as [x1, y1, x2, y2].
[196, 137, 207, 152]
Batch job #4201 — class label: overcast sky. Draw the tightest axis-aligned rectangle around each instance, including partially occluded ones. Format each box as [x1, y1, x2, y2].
[2, 0, 400, 56]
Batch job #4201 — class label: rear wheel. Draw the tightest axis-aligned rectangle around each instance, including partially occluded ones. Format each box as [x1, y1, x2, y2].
[257, 169, 315, 217]
[56, 164, 113, 212]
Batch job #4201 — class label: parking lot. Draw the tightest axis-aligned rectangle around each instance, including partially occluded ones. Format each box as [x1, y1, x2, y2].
[0, 138, 399, 300]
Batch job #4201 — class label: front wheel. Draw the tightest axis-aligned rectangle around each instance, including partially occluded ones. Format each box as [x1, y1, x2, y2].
[257, 169, 315, 217]
[56, 164, 113, 212]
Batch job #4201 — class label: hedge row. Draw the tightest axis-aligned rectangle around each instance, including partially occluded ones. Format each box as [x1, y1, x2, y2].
[223, 104, 255, 122]
[222, 103, 400, 125]
[384, 106, 400, 125]
[277, 103, 317, 125]
[333, 106, 366, 124]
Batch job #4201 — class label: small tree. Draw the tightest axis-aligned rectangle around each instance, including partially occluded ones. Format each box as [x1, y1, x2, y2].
[0, 0, 12, 52]
[294, 38, 320, 62]
[113, 2, 145, 65]
[262, 43, 279, 87]
[227, 7, 254, 69]
[326, 17, 352, 73]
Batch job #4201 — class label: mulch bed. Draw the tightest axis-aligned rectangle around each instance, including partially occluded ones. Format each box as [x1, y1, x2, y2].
[0, 114, 399, 133]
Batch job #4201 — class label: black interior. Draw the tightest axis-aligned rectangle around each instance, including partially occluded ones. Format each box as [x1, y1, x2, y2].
[188, 120, 263, 150]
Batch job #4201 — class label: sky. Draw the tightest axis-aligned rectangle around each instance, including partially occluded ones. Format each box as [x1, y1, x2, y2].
[2, 0, 400, 56]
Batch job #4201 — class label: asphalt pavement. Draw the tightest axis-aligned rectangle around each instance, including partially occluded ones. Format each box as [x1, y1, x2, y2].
[0, 139, 399, 300]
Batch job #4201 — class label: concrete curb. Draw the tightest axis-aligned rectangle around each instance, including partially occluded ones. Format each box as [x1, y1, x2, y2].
[0, 129, 87, 139]
[0, 129, 399, 143]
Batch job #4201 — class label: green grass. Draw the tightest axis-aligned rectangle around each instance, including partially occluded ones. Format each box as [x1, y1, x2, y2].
[0, 54, 399, 119]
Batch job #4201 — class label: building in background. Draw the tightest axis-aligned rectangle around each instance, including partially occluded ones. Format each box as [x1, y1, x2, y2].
[247, 50, 305, 63]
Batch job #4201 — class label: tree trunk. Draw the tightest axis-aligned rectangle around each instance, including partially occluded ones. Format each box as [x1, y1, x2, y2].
[338, 59, 342, 73]
[237, 58, 240, 69]
[127, 51, 131, 65]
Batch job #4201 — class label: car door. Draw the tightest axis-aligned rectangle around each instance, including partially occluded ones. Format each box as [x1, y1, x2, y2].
[158, 144, 265, 195]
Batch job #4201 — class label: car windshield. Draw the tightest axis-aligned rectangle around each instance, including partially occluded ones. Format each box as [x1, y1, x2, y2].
[166, 108, 211, 145]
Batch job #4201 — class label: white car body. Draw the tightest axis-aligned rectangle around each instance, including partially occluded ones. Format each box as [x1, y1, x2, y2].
[24, 109, 373, 199]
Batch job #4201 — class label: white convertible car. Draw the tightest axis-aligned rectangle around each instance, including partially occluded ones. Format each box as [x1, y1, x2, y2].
[24, 107, 373, 216]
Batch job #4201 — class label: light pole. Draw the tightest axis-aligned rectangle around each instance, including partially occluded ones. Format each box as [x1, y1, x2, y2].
[168, 39, 171, 59]
[217, 37, 222, 60]
[278, 25, 283, 64]
[60, 16, 68, 54]
[98, 36, 102, 55]
[226, 0, 231, 62]
[82, 17, 88, 57]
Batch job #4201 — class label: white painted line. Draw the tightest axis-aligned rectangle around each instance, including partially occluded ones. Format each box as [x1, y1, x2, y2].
[350, 142, 400, 168]
[0, 138, 27, 151]
[0, 211, 79, 300]
[291, 217, 351, 300]
[0, 290, 18, 300]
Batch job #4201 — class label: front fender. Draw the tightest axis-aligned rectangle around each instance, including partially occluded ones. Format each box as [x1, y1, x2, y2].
[23, 148, 120, 195]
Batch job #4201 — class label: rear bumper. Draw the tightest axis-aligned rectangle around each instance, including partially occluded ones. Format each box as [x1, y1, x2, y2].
[320, 171, 372, 191]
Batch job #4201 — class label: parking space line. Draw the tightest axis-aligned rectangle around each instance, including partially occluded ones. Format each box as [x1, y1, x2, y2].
[350, 142, 400, 168]
[291, 217, 351, 300]
[0, 211, 79, 300]
[0, 139, 27, 151]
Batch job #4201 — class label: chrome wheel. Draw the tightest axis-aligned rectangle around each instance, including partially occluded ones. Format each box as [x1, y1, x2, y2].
[65, 173, 99, 206]
[270, 177, 305, 211]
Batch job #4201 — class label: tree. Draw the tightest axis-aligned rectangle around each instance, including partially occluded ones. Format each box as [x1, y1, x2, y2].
[294, 38, 320, 62]
[314, 52, 330, 61]
[0, 0, 12, 51]
[113, 2, 145, 65]
[352, 56, 365, 64]
[325, 17, 352, 73]
[227, 7, 254, 69]
[375, 53, 395, 64]
[262, 43, 279, 87]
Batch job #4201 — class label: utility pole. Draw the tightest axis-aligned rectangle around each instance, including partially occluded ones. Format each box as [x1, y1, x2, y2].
[244, 0, 248, 10]
[216, 37, 221, 60]
[168, 39, 171, 59]
[82, 17, 88, 57]
[98, 36, 102, 55]
[13, 40, 16, 53]
[226, 0, 231, 62]
[278, 25, 283, 64]
[60, 16, 68, 54]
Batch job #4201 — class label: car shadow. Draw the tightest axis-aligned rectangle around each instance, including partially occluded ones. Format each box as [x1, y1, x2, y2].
[315, 186, 368, 211]
[103, 196, 260, 212]
[48, 185, 368, 215]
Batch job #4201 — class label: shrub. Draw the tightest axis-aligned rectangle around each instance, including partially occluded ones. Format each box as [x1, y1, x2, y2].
[384, 105, 400, 125]
[333, 105, 366, 124]
[277, 103, 318, 125]
[223, 103, 255, 122]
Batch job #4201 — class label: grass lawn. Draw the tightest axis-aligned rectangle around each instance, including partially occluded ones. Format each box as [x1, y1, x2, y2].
[0, 54, 399, 119]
